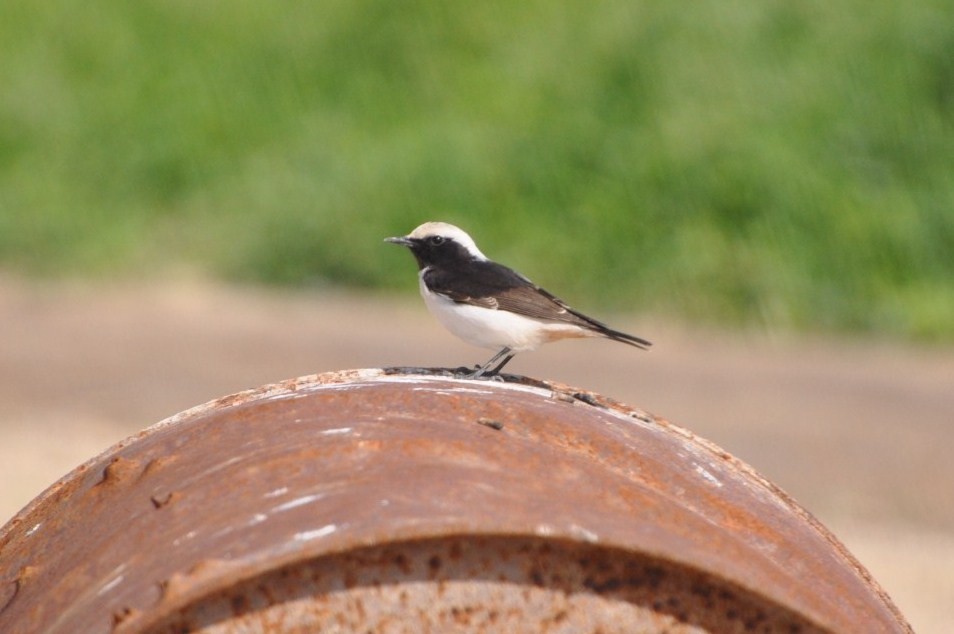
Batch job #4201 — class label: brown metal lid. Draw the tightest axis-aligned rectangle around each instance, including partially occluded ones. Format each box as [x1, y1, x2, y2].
[0, 369, 910, 633]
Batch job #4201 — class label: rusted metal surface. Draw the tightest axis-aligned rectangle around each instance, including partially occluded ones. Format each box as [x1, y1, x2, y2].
[0, 368, 911, 633]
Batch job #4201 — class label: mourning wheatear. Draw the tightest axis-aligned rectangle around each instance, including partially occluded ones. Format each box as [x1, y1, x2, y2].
[386, 222, 651, 378]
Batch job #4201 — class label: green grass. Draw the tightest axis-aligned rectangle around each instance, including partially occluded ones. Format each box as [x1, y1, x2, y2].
[1, 0, 953, 340]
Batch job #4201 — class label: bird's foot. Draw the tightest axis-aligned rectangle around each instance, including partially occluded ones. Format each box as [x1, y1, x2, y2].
[456, 365, 505, 381]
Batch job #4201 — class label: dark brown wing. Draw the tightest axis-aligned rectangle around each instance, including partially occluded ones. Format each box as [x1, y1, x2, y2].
[423, 260, 651, 349]
[497, 285, 651, 349]
[493, 285, 589, 325]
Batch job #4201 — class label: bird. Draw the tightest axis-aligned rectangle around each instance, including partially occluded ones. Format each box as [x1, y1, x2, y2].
[385, 222, 651, 378]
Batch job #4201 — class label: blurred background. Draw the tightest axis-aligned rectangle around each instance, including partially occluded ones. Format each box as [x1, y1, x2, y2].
[1, 1, 952, 630]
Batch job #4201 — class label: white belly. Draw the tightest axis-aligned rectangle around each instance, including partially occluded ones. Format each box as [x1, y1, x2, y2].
[419, 277, 585, 352]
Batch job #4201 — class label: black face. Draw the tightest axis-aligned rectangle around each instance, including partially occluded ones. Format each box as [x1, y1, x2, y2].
[405, 235, 475, 270]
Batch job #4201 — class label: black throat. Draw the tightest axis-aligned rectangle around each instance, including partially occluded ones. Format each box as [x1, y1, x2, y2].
[408, 239, 479, 271]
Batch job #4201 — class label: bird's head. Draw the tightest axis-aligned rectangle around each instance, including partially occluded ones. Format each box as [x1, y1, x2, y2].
[385, 222, 487, 269]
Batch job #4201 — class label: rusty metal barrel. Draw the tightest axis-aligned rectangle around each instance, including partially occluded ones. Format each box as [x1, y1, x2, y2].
[0, 368, 910, 633]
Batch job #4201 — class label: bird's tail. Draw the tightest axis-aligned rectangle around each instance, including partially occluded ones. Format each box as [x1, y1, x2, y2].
[597, 326, 652, 350]
[557, 299, 652, 350]
[567, 307, 652, 350]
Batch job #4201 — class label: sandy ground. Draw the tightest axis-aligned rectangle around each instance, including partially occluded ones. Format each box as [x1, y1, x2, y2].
[1, 276, 951, 631]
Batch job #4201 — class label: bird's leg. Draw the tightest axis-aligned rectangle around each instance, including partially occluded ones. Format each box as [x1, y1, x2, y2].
[486, 350, 516, 375]
[466, 347, 515, 379]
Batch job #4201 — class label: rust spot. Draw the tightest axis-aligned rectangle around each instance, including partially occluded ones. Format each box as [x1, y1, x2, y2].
[393, 552, 411, 575]
[16, 566, 39, 586]
[230, 594, 250, 616]
[572, 392, 603, 407]
[0, 581, 16, 614]
[158, 573, 189, 606]
[0, 565, 40, 614]
[258, 581, 278, 607]
[98, 456, 141, 486]
[691, 582, 713, 599]
[214, 393, 248, 409]
[476, 417, 504, 430]
[646, 565, 666, 589]
[450, 604, 477, 625]
[150, 491, 182, 509]
[529, 568, 545, 586]
[141, 455, 178, 479]
[157, 559, 235, 607]
[111, 606, 139, 628]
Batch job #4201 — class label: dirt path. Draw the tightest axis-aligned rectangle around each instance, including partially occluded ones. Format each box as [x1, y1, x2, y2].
[2, 277, 952, 631]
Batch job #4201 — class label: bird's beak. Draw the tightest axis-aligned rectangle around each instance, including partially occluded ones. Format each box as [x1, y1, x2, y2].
[384, 235, 414, 247]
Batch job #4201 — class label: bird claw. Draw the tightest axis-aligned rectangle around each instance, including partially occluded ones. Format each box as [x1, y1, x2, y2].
[453, 366, 482, 379]
[455, 365, 506, 381]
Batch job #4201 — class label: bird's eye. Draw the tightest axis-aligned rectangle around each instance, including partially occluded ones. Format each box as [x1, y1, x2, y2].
[428, 235, 445, 246]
